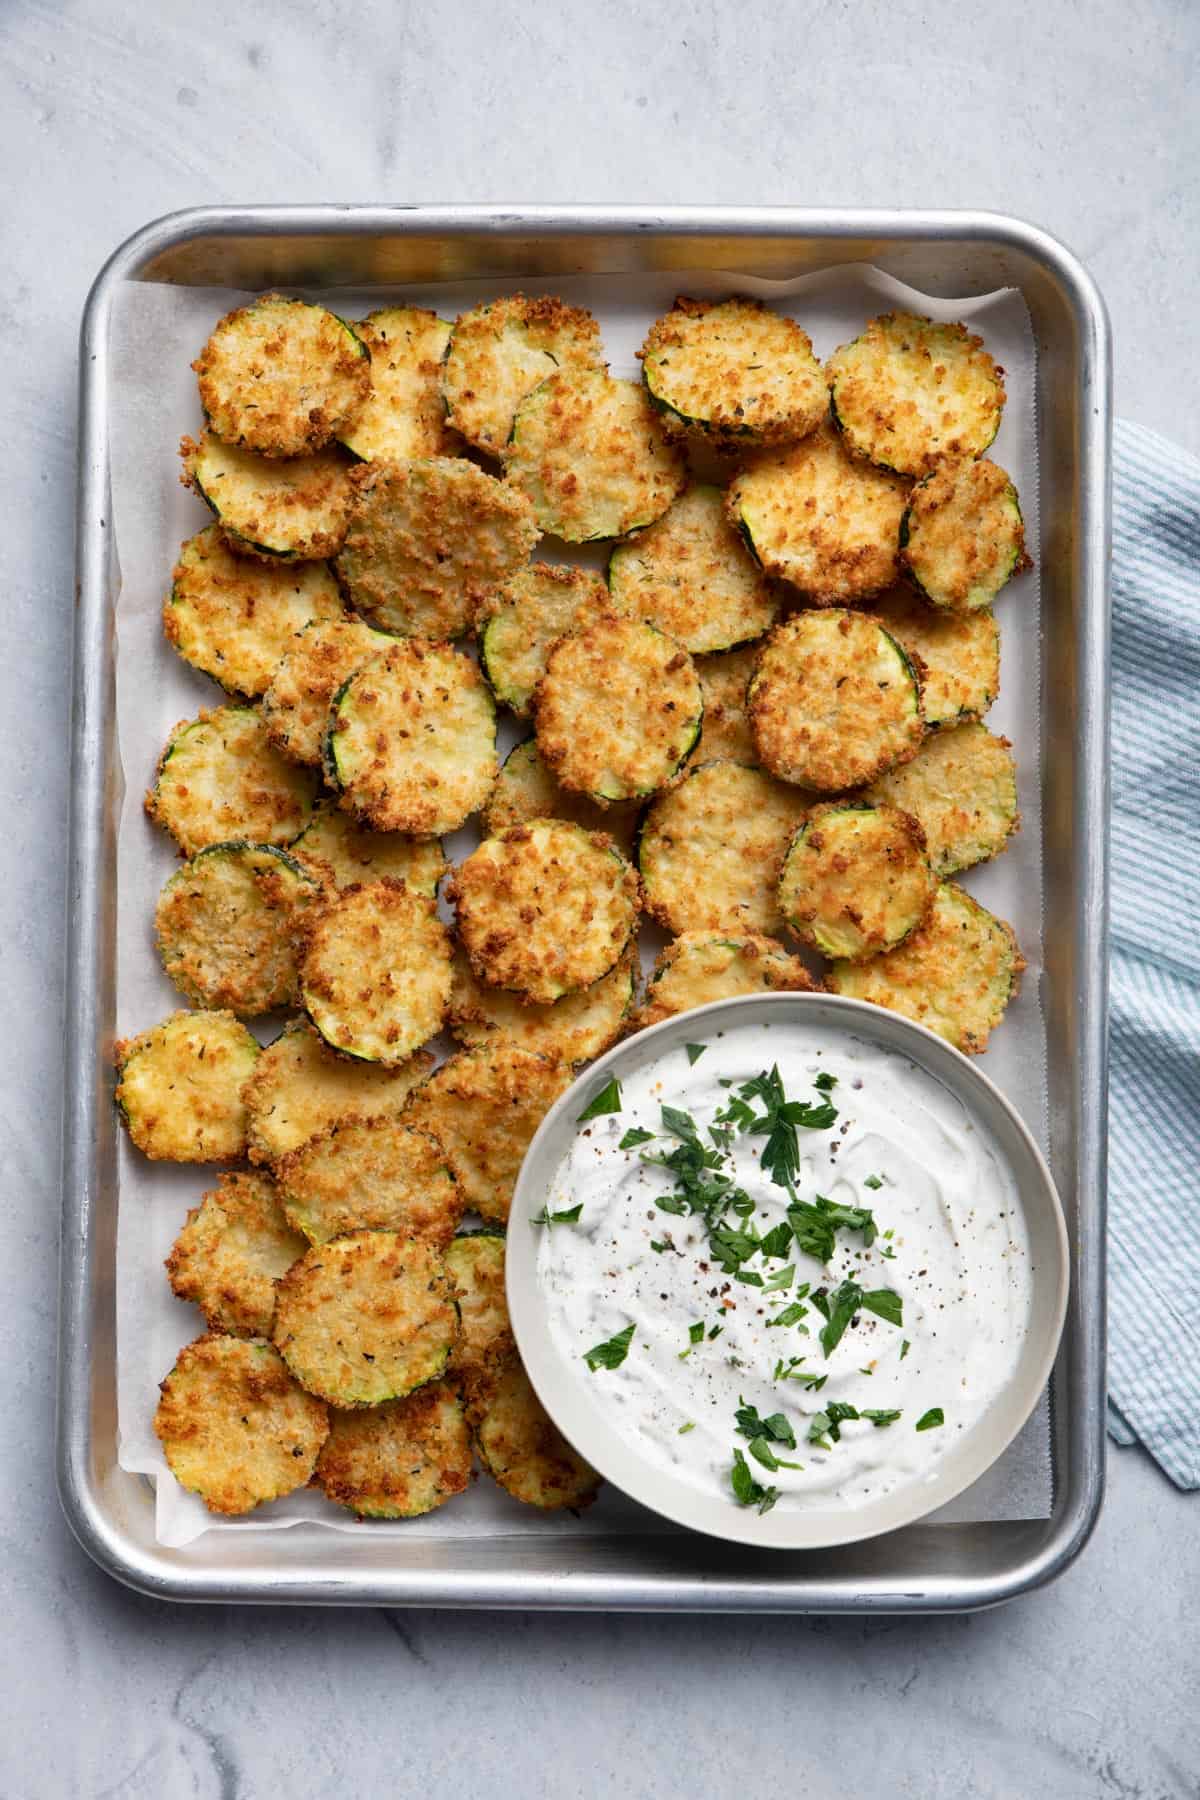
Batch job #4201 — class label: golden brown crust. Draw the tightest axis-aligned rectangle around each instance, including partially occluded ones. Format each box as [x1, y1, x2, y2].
[447, 943, 636, 1063]
[194, 294, 370, 458]
[154, 1333, 328, 1515]
[146, 705, 318, 856]
[333, 456, 539, 640]
[115, 1009, 259, 1163]
[626, 930, 820, 1034]
[261, 617, 396, 767]
[276, 1119, 464, 1248]
[777, 801, 935, 961]
[451, 820, 640, 1003]
[155, 844, 322, 1015]
[640, 296, 827, 447]
[863, 720, 1020, 876]
[165, 1169, 307, 1337]
[478, 561, 611, 715]
[533, 614, 702, 802]
[690, 646, 759, 765]
[300, 877, 452, 1064]
[828, 313, 1006, 478]
[445, 1235, 510, 1383]
[340, 307, 454, 461]
[748, 610, 925, 791]
[315, 1379, 472, 1517]
[472, 1351, 600, 1510]
[242, 1020, 433, 1166]
[607, 484, 779, 654]
[291, 801, 445, 897]
[442, 293, 605, 454]
[182, 431, 356, 562]
[869, 586, 999, 729]
[483, 737, 641, 855]
[902, 457, 1029, 611]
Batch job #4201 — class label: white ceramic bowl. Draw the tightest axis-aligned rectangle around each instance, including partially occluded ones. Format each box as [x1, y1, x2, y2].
[507, 992, 1069, 1551]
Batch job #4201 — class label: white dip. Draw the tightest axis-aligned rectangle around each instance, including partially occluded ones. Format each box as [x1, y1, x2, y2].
[536, 1019, 1032, 1516]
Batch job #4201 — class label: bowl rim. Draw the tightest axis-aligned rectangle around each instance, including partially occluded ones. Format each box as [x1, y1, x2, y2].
[506, 990, 1071, 1551]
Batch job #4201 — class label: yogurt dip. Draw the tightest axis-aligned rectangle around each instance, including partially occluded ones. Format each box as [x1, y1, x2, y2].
[536, 1018, 1032, 1517]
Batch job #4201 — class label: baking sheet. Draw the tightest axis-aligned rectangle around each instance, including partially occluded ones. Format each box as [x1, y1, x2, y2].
[107, 265, 1049, 1548]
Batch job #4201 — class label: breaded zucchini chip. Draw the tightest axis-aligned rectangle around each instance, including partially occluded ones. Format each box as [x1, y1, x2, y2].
[154, 1333, 329, 1516]
[472, 1352, 600, 1510]
[727, 422, 909, 604]
[340, 307, 453, 461]
[640, 296, 826, 448]
[273, 1233, 458, 1407]
[484, 737, 640, 855]
[115, 1009, 258, 1163]
[243, 1020, 432, 1166]
[165, 1169, 307, 1338]
[446, 1233, 511, 1380]
[871, 586, 999, 729]
[276, 1119, 463, 1248]
[164, 526, 343, 698]
[627, 930, 819, 1034]
[864, 720, 1019, 876]
[442, 293, 604, 455]
[828, 313, 1006, 478]
[300, 878, 452, 1064]
[777, 802, 935, 961]
[691, 646, 758, 765]
[452, 820, 640, 1003]
[534, 614, 702, 802]
[334, 456, 538, 640]
[638, 761, 810, 936]
[749, 610, 924, 791]
[828, 881, 1024, 1054]
[401, 1044, 573, 1224]
[507, 370, 687, 541]
[194, 293, 370, 458]
[326, 639, 496, 836]
[155, 842, 322, 1015]
[607, 484, 779, 655]
[448, 944, 636, 1064]
[479, 562, 610, 715]
[315, 1379, 472, 1518]
[901, 458, 1029, 611]
[183, 431, 355, 562]
[292, 801, 445, 897]
[146, 705, 319, 856]
[261, 617, 396, 767]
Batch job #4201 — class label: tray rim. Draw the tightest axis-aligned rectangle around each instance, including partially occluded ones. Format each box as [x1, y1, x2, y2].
[60, 202, 1110, 1611]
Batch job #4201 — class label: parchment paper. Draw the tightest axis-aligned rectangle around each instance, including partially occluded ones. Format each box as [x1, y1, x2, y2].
[107, 265, 1050, 1548]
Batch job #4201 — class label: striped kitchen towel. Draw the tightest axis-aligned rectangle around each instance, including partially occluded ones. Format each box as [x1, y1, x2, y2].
[1106, 419, 1200, 1488]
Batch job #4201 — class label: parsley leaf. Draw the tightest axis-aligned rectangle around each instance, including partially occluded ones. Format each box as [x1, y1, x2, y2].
[900, 1339, 912, 1360]
[814, 1071, 837, 1093]
[765, 1300, 810, 1329]
[860, 1288, 903, 1328]
[815, 1279, 863, 1357]
[730, 1448, 780, 1514]
[807, 1401, 861, 1448]
[678, 1321, 705, 1358]
[762, 1263, 796, 1293]
[685, 1042, 707, 1065]
[787, 1195, 877, 1263]
[532, 1202, 583, 1227]
[619, 1126, 655, 1149]
[916, 1407, 945, 1431]
[583, 1324, 635, 1372]
[862, 1409, 902, 1427]
[747, 1435, 806, 1472]
[734, 1401, 796, 1447]
[678, 1421, 696, 1435]
[758, 1222, 793, 1261]
[660, 1103, 701, 1143]
[578, 1077, 622, 1121]
[737, 1065, 837, 1197]
[863, 1173, 884, 1190]
[649, 1239, 669, 1254]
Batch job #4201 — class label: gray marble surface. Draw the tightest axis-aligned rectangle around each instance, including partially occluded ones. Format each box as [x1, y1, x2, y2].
[3, 1, 1197, 1794]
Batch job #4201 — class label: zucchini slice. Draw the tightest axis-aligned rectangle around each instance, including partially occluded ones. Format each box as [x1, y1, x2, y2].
[447, 943, 636, 1064]
[164, 525, 343, 698]
[340, 307, 453, 461]
[115, 1009, 259, 1164]
[276, 1119, 463, 1249]
[863, 720, 1020, 876]
[691, 646, 758, 765]
[748, 610, 925, 791]
[154, 1334, 329, 1517]
[871, 586, 999, 729]
[628, 930, 819, 1035]
[446, 1233, 511, 1382]
[333, 455, 539, 640]
[300, 877, 452, 1065]
[451, 819, 640, 1003]
[727, 421, 909, 603]
[193, 293, 370, 458]
[484, 737, 641, 856]
[442, 293, 604, 455]
[325, 639, 497, 836]
[777, 802, 935, 961]
[155, 841, 322, 1016]
[401, 1044, 573, 1225]
[638, 761, 811, 937]
[640, 296, 826, 448]
[472, 1352, 600, 1511]
[607, 484, 779, 655]
[828, 881, 1024, 1055]
[827, 312, 1006, 478]
[901, 458, 1029, 612]
[273, 1233, 459, 1407]
[533, 614, 702, 803]
[479, 562, 610, 715]
[243, 1020, 433, 1167]
[183, 431, 355, 562]
[506, 370, 687, 542]
[165, 1169, 307, 1339]
[147, 705, 319, 857]
[292, 801, 445, 897]
[315, 1379, 472, 1518]
[261, 617, 397, 767]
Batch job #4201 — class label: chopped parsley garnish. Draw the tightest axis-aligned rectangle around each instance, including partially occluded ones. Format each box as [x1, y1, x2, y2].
[685, 1042, 707, 1065]
[678, 1321, 706, 1358]
[765, 1300, 810, 1330]
[787, 1195, 877, 1263]
[862, 1409, 902, 1427]
[730, 1447, 780, 1514]
[863, 1173, 884, 1190]
[773, 1356, 826, 1389]
[812, 1280, 903, 1357]
[735, 1270, 764, 1287]
[678, 1421, 696, 1435]
[733, 1065, 838, 1196]
[532, 1202, 583, 1227]
[807, 1401, 862, 1448]
[707, 1324, 724, 1340]
[734, 1401, 796, 1447]
[583, 1323, 635, 1372]
[747, 1436, 805, 1472]
[916, 1407, 945, 1431]
[860, 1288, 904, 1328]
[900, 1339, 912, 1360]
[578, 1077, 622, 1121]
[814, 1071, 837, 1093]
[649, 1239, 669, 1254]
[619, 1126, 655, 1150]
[762, 1263, 796, 1293]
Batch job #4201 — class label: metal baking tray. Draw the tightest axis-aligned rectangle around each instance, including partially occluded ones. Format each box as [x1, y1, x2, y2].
[60, 205, 1110, 1610]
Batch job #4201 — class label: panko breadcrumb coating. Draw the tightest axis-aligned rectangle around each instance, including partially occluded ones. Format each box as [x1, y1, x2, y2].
[483, 737, 641, 855]
[242, 1020, 432, 1166]
[261, 617, 397, 767]
[340, 307, 454, 461]
[165, 1169, 307, 1338]
[155, 843, 322, 1015]
[182, 431, 356, 562]
[447, 944, 636, 1064]
[193, 294, 370, 458]
[315, 1380, 472, 1518]
[292, 801, 445, 897]
[115, 1009, 259, 1163]
[146, 705, 318, 856]
[479, 562, 611, 715]
[300, 878, 452, 1064]
[901, 457, 1029, 611]
[276, 1118, 463, 1248]
[827, 312, 1006, 478]
[442, 293, 605, 454]
[607, 484, 779, 655]
[870, 586, 999, 730]
[863, 720, 1020, 876]
[640, 296, 827, 448]
[445, 1234, 511, 1382]
[690, 646, 759, 765]
[471, 1351, 600, 1510]
[777, 801, 935, 962]
[154, 1333, 328, 1516]
[626, 930, 820, 1035]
